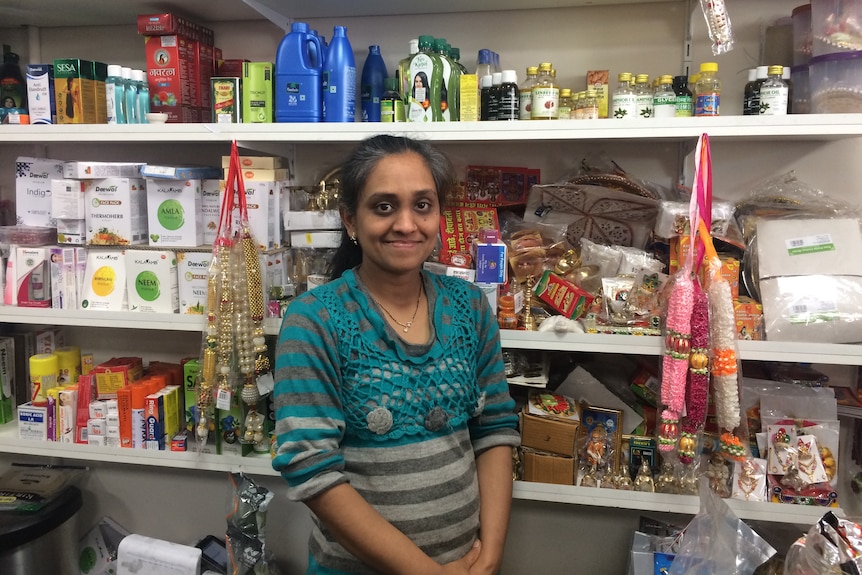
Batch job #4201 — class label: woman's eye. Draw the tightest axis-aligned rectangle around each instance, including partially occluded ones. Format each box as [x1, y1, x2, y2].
[416, 200, 432, 211]
[375, 203, 393, 213]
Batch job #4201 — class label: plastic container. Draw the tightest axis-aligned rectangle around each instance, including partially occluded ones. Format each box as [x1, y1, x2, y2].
[809, 50, 862, 113]
[381, 77, 405, 122]
[497, 69, 518, 120]
[275, 22, 324, 122]
[812, 0, 862, 57]
[133, 69, 150, 123]
[121, 67, 137, 124]
[360, 45, 387, 122]
[0, 52, 28, 110]
[790, 64, 810, 113]
[323, 25, 356, 122]
[694, 62, 721, 116]
[29, 352, 59, 406]
[105, 64, 125, 124]
[792, 4, 812, 65]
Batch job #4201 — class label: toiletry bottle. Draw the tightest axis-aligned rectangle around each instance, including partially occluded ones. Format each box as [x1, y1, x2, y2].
[122, 67, 137, 123]
[380, 77, 405, 122]
[135, 69, 150, 122]
[275, 22, 324, 122]
[497, 69, 519, 120]
[105, 64, 126, 124]
[519, 66, 538, 120]
[0, 52, 28, 110]
[360, 45, 387, 122]
[323, 25, 356, 122]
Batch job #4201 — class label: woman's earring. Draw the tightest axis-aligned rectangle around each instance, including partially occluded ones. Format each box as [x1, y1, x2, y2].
[350, 233, 358, 245]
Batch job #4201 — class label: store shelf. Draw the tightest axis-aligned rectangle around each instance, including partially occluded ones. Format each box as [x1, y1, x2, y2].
[0, 306, 283, 335]
[3, 116, 862, 145]
[0, 423, 278, 476]
[0, 421, 831, 525]
[2, 0, 682, 28]
[512, 481, 838, 525]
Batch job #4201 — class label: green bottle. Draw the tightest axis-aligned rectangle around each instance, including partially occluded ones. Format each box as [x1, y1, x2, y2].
[407, 35, 443, 122]
[381, 77, 405, 122]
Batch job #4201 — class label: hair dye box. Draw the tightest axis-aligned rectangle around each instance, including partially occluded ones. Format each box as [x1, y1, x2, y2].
[85, 178, 147, 246]
[145, 178, 203, 247]
[52, 58, 98, 124]
[125, 249, 178, 313]
[15, 156, 64, 227]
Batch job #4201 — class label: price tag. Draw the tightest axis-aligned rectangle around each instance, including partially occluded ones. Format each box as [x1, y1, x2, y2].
[216, 388, 232, 411]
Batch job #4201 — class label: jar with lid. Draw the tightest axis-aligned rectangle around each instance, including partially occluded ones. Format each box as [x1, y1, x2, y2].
[558, 88, 573, 119]
[498, 295, 519, 330]
[519, 66, 538, 120]
[582, 88, 599, 119]
[694, 62, 721, 116]
[653, 75, 676, 118]
[635, 73, 653, 118]
[531, 62, 559, 120]
[574, 91, 585, 119]
[611, 72, 637, 119]
[672, 75, 693, 117]
[759, 65, 788, 115]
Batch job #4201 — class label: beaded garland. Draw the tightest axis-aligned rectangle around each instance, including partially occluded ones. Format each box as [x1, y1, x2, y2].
[659, 273, 693, 452]
[678, 282, 709, 465]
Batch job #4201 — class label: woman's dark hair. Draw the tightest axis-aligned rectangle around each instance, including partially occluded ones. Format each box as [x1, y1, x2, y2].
[412, 71, 429, 99]
[328, 135, 453, 279]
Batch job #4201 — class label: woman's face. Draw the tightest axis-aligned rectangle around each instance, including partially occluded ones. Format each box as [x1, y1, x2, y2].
[414, 75, 423, 89]
[345, 151, 440, 279]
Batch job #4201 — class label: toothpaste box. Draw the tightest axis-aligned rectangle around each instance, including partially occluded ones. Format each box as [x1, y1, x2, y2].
[125, 249, 178, 313]
[85, 178, 147, 245]
[145, 178, 203, 247]
[177, 251, 210, 314]
[81, 250, 127, 311]
[15, 156, 64, 227]
[26, 64, 55, 124]
[201, 179, 220, 246]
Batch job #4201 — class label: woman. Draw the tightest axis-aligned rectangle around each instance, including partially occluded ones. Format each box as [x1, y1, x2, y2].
[273, 135, 520, 575]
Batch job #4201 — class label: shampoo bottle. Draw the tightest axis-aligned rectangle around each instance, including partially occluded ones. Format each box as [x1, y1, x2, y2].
[105, 64, 126, 124]
[360, 45, 387, 122]
[398, 39, 419, 102]
[323, 25, 356, 122]
[0, 52, 27, 110]
[407, 35, 443, 123]
[133, 70, 150, 123]
[122, 67, 137, 123]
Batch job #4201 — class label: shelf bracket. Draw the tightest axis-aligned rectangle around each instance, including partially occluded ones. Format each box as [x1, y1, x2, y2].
[242, 0, 291, 32]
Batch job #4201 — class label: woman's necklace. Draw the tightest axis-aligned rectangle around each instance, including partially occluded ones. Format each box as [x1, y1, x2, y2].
[366, 277, 424, 333]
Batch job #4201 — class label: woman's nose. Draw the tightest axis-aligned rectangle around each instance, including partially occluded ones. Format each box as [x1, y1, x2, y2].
[392, 209, 419, 232]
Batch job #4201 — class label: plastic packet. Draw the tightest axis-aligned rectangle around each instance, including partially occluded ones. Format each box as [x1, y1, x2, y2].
[0, 463, 87, 512]
[785, 512, 862, 574]
[580, 237, 622, 278]
[699, 0, 735, 55]
[655, 200, 735, 239]
[225, 473, 281, 575]
[668, 478, 776, 574]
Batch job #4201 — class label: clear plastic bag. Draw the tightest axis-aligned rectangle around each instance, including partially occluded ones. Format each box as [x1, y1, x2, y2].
[668, 478, 777, 574]
[785, 512, 862, 574]
[225, 473, 281, 575]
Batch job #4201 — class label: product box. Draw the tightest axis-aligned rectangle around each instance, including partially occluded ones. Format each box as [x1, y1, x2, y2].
[229, 179, 284, 250]
[201, 179, 220, 245]
[145, 178, 203, 247]
[451, 165, 540, 208]
[57, 387, 77, 443]
[63, 161, 144, 180]
[289, 230, 341, 249]
[474, 230, 507, 284]
[116, 385, 133, 448]
[533, 270, 593, 319]
[145, 389, 166, 449]
[93, 357, 143, 400]
[459, 74, 479, 122]
[85, 178, 147, 245]
[519, 393, 580, 457]
[52, 58, 98, 124]
[125, 249, 179, 313]
[242, 62, 273, 123]
[216, 391, 252, 457]
[25, 64, 55, 124]
[18, 402, 48, 441]
[198, 43, 214, 115]
[15, 156, 64, 227]
[34, 327, 64, 355]
[91, 60, 108, 124]
[145, 35, 199, 123]
[587, 70, 610, 119]
[438, 207, 500, 267]
[15, 246, 51, 308]
[231, 168, 291, 182]
[50, 246, 77, 309]
[734, 296, 764, 341]
[221, 155, 287, 170]
[57, 219, 86, 245]
[177, 251, 211, 314]
[212, 77, 240, 123]
[80, 250, 127, 311]
[521, 448, 575, 485]
[52, 178, 86, 244]
[137, 13, 210, 38]
[141, 164, 222, 180]
[422, 261, 477, 282]
[75, 374, 96, 444]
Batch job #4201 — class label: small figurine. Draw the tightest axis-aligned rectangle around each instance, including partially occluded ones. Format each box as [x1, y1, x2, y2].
[614, 472, 633, 491]
[781, 464, 806, 492]
[655, 460, 678, 494]
[585, 423, 610, 470]
[677, 465, 699, 496]
[580, 465, 598, 488]
[705, 452, 731, 497]
[634, 458, 655, 492]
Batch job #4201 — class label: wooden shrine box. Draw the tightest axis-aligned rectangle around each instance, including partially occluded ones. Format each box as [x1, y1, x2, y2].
[519, 392, 580, 457]
[521, 448, 575, 485]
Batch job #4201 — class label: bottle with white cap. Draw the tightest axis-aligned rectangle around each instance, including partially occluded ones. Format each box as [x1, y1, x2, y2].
[480, 74, 496, 120]
[121, 67, 137, 123]
[497, 69, 519, 120]
[133, 70, 150, 123]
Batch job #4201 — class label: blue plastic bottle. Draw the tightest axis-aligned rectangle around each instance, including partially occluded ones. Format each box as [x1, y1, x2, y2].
[360, 45, 387, 122]
[275, 22, 324, 122]
[323, 25, 356, 122]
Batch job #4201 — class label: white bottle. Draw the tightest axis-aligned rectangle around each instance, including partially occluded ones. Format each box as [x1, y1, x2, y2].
[759, 65, 788, 116]
[634, 74, 653, 119]
[105, 64, 125, 124]
[653, 75, 676, 118]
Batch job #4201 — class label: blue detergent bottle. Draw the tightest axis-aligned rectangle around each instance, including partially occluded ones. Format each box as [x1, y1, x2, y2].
[323, 25, 356, 123]
[360, 45, 387, 122]
[275, 22, 324, 122]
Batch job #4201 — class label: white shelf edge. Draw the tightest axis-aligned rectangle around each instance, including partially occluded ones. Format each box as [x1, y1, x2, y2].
[0, 423, 279, 476]
[512, 480, 839, 525]
[4, 115, 862, 144]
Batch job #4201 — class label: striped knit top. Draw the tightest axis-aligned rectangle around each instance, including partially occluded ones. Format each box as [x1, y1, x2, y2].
[272, 268, 520, 574]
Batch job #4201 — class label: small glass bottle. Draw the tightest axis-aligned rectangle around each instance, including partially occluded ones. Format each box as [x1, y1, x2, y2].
[759, 65, 788, 116]
[672, 75, 693, 117]
[694, 62, 721, 117]
[582, 87, 599, 119]
[558, 88, 573, 119]
[611, 72, 637, 119]
[381, 77, 406, 122]
[480, 74, 497, 121]
[519, 66, 538, 120]
[498, 295, 518, 330]
[531, 62, 559, 120]
[573, 91, 585, 120]
[635, 73, 653, 118]
[497, 69, 519, 120]
[653, 75, 676, 118]
[742, 68, 759, 115]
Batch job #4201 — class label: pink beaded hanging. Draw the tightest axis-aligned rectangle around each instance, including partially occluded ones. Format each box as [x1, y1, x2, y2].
[659, 273, 693, 452]
[678, 283, 709, 464]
